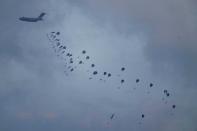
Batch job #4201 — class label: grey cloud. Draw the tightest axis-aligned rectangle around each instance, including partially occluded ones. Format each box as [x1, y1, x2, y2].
[0, 0, 197, 131]
[68, 0, 197, 87]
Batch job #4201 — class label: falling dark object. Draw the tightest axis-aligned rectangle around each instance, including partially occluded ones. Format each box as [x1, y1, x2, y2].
[63, 46, 66, 49]
[56, 42, 60, 46]
[79, 61, 83, 64]
[149, 83, 153, 87]
[141, 114, 145, 118]
[121, 79, 125, 84]
[86, 56, 90, 60]
[66, 53, 72, 57]
[103, 72, 107, 75]
[82, 50, 86, 54]
[110, 113, 115, 120]
[61, 51, 65, 54]
[93, 71, 98, 75]
[70, 68, 74, 72]
[56, 32, 60, 35]
[172, 104, 176, 109]
[164, 90, 170, 97]
[91, 64, 95, 67]
[136, 79, 140, 83]
[108, 73, 111, 77]
[121, 67, 125, 71]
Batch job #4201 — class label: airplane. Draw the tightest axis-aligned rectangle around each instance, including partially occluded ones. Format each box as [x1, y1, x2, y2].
[19, 12, 46, 22]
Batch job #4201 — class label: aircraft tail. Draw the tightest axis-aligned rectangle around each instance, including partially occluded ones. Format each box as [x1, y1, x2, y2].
[38, 12, 46, 20]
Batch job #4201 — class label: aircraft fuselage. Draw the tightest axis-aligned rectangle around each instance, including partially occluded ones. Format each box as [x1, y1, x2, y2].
[19, 17, 41, 22]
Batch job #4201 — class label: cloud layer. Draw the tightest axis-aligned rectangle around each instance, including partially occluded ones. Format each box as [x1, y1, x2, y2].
[0, 0, 197, 131]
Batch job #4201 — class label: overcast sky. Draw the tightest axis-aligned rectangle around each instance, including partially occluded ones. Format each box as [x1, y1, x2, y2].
[0, 0, 197, 131]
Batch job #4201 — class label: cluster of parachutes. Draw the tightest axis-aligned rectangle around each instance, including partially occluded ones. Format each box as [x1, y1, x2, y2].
[46, 31, 176, 122]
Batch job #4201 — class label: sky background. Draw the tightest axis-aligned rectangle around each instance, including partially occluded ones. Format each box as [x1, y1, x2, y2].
[0, 0, 197, 131]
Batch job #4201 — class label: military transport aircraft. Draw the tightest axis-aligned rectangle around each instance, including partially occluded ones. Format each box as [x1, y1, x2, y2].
[19, 12, 46, 22]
